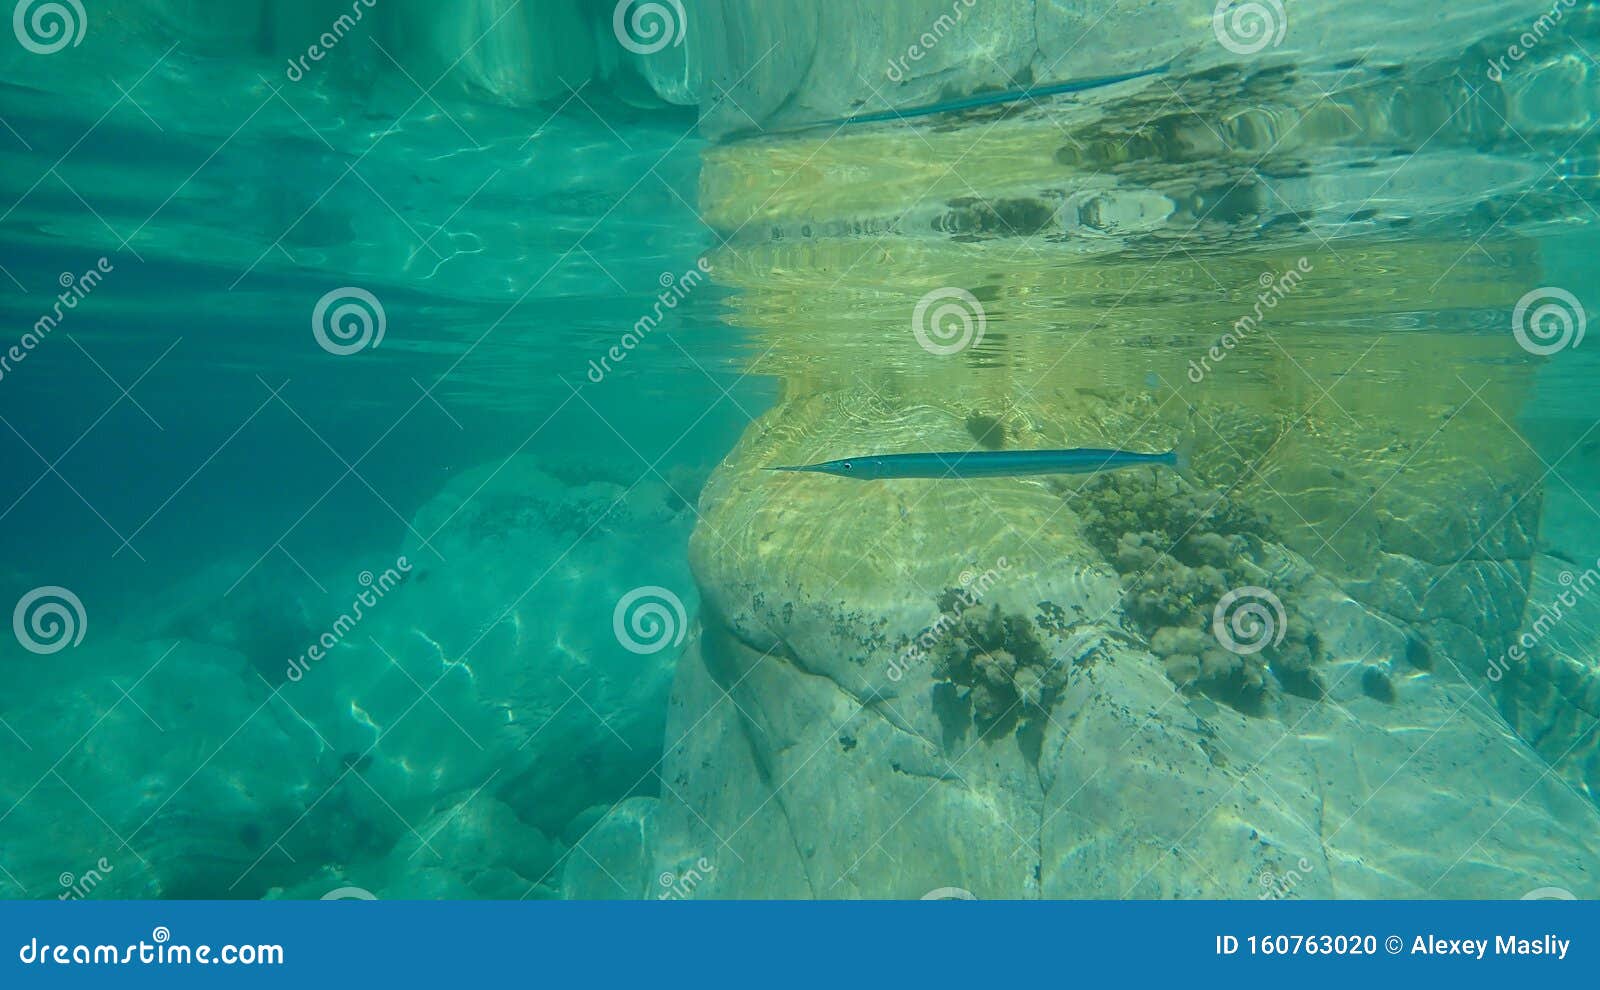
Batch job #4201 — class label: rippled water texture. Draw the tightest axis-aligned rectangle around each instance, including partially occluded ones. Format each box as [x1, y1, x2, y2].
[1, 0, 1598, 900]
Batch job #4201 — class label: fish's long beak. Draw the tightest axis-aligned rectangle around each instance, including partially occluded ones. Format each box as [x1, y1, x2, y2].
[768, 465, 810, 472]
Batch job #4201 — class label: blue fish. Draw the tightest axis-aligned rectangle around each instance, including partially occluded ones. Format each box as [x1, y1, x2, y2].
[771, 446, 1185, 480]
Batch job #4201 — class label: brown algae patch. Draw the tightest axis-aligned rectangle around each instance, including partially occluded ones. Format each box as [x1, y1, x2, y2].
[928, 604, 1074, 764]
[1073, 469, 1322, 713]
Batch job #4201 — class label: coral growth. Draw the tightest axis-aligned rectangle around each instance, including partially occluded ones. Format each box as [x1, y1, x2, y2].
[930, 605, 1070, 760]
[1073, 469, 1322, 712]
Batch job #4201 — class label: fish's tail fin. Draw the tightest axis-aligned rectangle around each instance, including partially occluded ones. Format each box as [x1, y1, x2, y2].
[1170, 436, 1192, 472]
[1170, 403, 1199, 473]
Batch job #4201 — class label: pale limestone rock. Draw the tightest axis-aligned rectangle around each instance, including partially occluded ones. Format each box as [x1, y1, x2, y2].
[693, 0, 1552, 135]
[376, 793, 564, 899]
[561, 796, 660, 899]
[0, 638, 330, 899]
[652, 480, 1600, 896]
[283, 458, 695, 838]
[636, 284, 1592, 896]
[1496, 553, 1600, 805]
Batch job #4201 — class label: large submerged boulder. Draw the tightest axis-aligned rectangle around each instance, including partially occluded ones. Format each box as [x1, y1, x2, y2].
[0, 638, 336, 899]
[605, 43, 1600, 897]
[643, 383, 1599, 898]
[281, 457, 698, 844]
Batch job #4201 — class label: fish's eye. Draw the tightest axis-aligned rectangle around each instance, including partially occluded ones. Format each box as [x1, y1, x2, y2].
[841, 461, 852, 470]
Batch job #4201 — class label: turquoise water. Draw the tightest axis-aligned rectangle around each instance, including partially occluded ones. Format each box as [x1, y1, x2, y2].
[2, 1, 1599, 899]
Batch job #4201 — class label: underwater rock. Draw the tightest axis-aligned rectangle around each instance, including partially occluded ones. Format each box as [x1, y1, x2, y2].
[374, 793, 565, 899]
[0, 638, 336, 899]
[638, 380, 1600, 898]
[374, 0, 599, 107]
[1494, 553, 1600, 804]
[560, 797, 661, 900]
[1496, 419, 1600, 802]
[261, 792, 563, 900]
[689, 0, 1543, 137]
[631, 66, 1590, 896]
[280, 457, 695, 843]
[151, 560, 330, 685]
[86, 0, 600, 104]
[2, 457, 697, 899]
[47, 0, 1550, 142]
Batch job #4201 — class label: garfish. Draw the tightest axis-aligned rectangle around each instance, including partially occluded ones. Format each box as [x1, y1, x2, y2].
[771, 445, 1186, 480]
